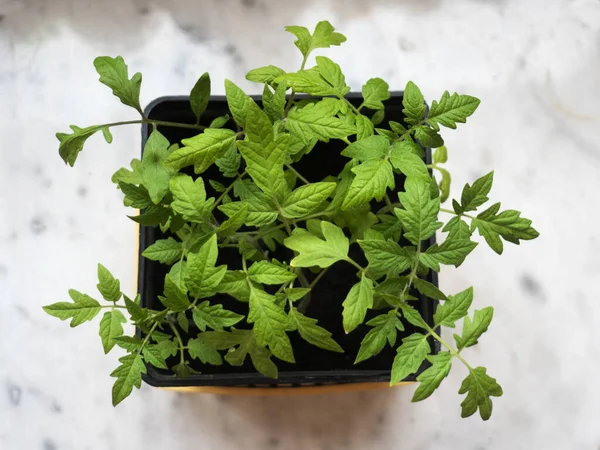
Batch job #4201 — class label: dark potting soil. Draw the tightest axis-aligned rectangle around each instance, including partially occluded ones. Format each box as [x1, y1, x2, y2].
[137, 93, 439, 386]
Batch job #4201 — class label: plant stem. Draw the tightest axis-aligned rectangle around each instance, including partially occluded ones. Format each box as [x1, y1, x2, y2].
[101, 119, 206, 131]
[427, 325, 473, 371]
[169, 323, 186, 364]
[212, 171, 246, 211]
[338, 96, 361, 115]
[136, 321, 160, 357]
[100, 305, 127, 309]
[439, 208, 475, 219]
[284, 55, 309, 116]
[384, 194, 394, 210]
[285, 163, 310, 184]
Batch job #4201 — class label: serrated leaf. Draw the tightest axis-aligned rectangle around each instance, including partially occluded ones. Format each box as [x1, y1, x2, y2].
[459, 171, 494, 213]
[186, 235, 227, 299]
[341, 135, 388, 161]
[285, 287, 311, 302]
[248, 260, 296, 285]
[209, 180, 226, 192]
[454, 307, 494, 350]
[412, 352, 453, 402]
[165, 128, 236, 173]
[355, 114, 374, 139]
[362, 77, 390, 110]
[342, 159, 394, 209]
[224, 79, 249, 128]
[57, 124, 113, 166]
[316, 56, 350, 96]
[395, 178, 442, 244]
[284, 222, 349, 268]
[192, 301, 244, 331]
[43, 290, 101, 327]
[282, 182, 336, 219]
[248, 285, 294, 363]
[110, 353, 146, 406]
[285, 21, 346, 58]
[112, 159, 143, 186]
[169, 175, 214, 223]
[219, 200, 278, 228]
[402, 81, 426, 125]
[443, 216, 472, 240]
[472, 203, 539, 255]
[288, 307, 343, 353]
[94, 56, 142, 113]
[414, 125, 444, 148]
[190, 72, 210, 123]
[427, 91, 480, 130]
[287, 100, 355, 145]
[398, 303, 429, 330]
[177, 311, 189, 333]
[390, 333, 430, 384]
[358, 239, 414, 278]
[419, 239, 478, 271]
[210, 114, 230, 128]
[342, 274, 374, 333]
[459, 367, 503, 420]
[96, 264, 121, 302]
[390, 143, 430, 181]
[142, 345, 168, 369]
[128, 204, 170, 227]
[119, 182, 152, 208]
[246, 65, 286, 84]
[355, 311, 403, 363]
[434, 287, 473, 327]
[141, 130, 173, 204]
[142, 237, 183, 265]
[188, 337, 223, 365]
[160, 274, 191, 311]
[215, 143, 241, 178]
[114, 336, 142, 352]
[218, 203, 248, 236]
[263, 83, 287, 123]
[216, 270, 250, 302]
[98, 310, 126, 353]
[373, 214, 402, 242]
[413, 277, 447, 300]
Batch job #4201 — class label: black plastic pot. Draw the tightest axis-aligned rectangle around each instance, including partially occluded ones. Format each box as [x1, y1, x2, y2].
[138, 92, 440, 389]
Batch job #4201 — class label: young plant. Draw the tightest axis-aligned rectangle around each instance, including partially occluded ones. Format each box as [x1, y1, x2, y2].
[43, 21, 538, 419]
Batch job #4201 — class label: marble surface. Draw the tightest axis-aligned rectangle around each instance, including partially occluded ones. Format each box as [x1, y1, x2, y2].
[1, 0, 600, 448]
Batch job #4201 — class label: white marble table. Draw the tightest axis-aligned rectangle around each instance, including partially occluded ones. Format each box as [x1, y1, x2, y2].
[1, 0, 599, 448]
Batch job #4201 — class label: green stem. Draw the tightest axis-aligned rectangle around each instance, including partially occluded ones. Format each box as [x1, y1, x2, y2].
[427, 325, 473, 371]
[338, 96, 361, 115]
[285, 163, 310, 184]
[212, 171, 246, 212]
[284, 55, 309, 117]
[308, 267, 330, 289]
[440, 208, 475, 220]
[102, 119, 206, 132]
[100, 305, 127, 309]
[341, 137, 352, 145]
[169, 323, 186, 364]
[136, 321, 160, 357]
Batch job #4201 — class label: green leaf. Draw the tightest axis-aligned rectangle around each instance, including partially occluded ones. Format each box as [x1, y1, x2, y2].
[119, 182, 152, 208]
[355, 311, 403, 363]
[112, 159, 142, 186]
[216, 270, 250, 302]
[458, 367, 503, 420]
[219, 199, 277, 228]
[286, 100, 355, 145]
[215, 143, 241, 178]
[285, 287, 311, 302]
[316, 56, 350, 96]
[285, 21, 346, 58]
[288, 307, 343, 353]
[398, 303, 429, 330]
[412, 277, 447, 300]
[434, 287, 473, 327]
[412, 352, 453, 402]
[96, 264, 121, 302]
[186, 235, 227, 299]
[246, 65, 286, 84]
[358, 239, 413, 278]
[341, 135, 388, 161]
[114, 336, 142, 352]
[282, 182, 336, 219]
[192, 301, 244, 331]
[443, 216, 472, 240]
[284, 222, 349, 268]
[210, 114, 230, 128]
[224, 79, 249, 127]
[437, 167, 451, 203]
[433, 146, 448, 164]
[141, 130, 172, 204]
[414, 125, 444, 148]
[390, 333, 430, 384]
[165, 128, 236, 173]
[177, 312, 189, 333]
[173, 362, 198, 378]
[362, 77, 390, 110]
[98, 309, 126, 354]
[373, 214, 402, 241]
[169, 175, 214, 223]
[342, 274, 374, 333]
[209, 180, 226, 192]
[355, 114, 374, 140]
[427, 91, 480, 130]
[43, 290, 101, 327]
[276, 69, 337, 96]
[459, 171, 494, 213]
[142, 345, 168, 369]
[188, 337, 223, 365]
[263, 83, 287, 123]
[56, 124, 112, 166]
[402, 81, 426, 125]
[419, 239, 478, 271]
[395, 178, 442, 244]
[110, 353, 146, 406]
[190, 72, 211, 123]
[248, 260, 296, 285]
[248, 285, 295, 363]
[160, 274, 191, 312]
[454, 307, 494, 351]
[393, 135, 425, 157]
[142, 237, 183, 265]
[472, 203, 539, 254]
[218, 203, 248, 236]
[93, 56, 142, 113]
[128, 205, 170, 227]
[123, 295, 150, 328]
[372, 109, 385, 125]
[389, 143, 430, 181]
[342, 159, 394, 209]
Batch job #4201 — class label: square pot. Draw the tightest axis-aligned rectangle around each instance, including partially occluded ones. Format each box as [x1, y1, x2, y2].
[137, 92, 440, 391]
